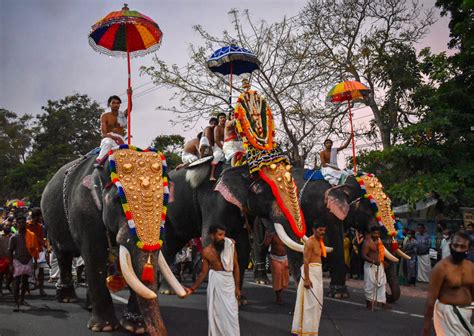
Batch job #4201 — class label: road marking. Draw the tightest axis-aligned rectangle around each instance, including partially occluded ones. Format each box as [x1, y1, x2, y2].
[246, 281, 424, 319]
[111, 293, 128, 304]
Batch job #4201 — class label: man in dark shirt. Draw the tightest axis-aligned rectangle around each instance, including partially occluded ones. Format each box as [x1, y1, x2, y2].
[0, 223, 12, 295]
[9, 216, 36, 311]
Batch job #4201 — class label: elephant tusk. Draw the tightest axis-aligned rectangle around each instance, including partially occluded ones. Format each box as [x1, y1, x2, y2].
[157, 251, 186, 298]
[301, 235, 333, 253]
[394, 248, 411, 260]
[274, 223, 304, 253]
[384, 247, 399, 263]
[119, 245, 157, 300]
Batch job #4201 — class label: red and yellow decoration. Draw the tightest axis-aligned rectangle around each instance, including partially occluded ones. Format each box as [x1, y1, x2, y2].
[356, 173, 397, 237]
[235, 90, 275, 151]
[109, 145, 169, 252]
[259, 163, 306, 239]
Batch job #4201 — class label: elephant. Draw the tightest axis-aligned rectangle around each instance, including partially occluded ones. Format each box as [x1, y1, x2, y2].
[41, 150, 185, 335]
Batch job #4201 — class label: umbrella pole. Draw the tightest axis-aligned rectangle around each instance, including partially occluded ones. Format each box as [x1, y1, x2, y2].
[348, 100, 357, 174]
[229, 62, 233, 107]
[127, 48, 132, 145]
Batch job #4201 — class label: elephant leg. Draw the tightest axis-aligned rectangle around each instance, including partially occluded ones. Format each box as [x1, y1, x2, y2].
[159, 220, 189, 295]
[385, 262, 400, 303]
[326, 220, 349, 299]
[82, 240, 120, 332]
[121, 290, 146, 334]
[55, 250, 78, 303]
[234, 227, 251, 306]
[252, 218, 270, 285]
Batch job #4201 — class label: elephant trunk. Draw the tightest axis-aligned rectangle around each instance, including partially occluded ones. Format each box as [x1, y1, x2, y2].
[137, 295, 167, 336]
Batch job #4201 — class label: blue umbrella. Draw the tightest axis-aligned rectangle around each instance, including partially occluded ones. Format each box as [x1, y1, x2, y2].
[207, 45, 260, 106]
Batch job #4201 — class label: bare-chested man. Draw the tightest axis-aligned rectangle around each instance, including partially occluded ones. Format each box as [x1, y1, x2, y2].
[263, 230, 289, 304]
[184, 224, 240, 336]
[175, 132, 202, 170]
[422, 231, 473, 336]
[223, 112, 244, 166]
[361, 226, 391, 310]
[199, 117, 217, 158]
[319, 137, 351, 185]
[96, 94, 131, 164]
[291, 222, 327, 335]
[210, 113, 226, 181]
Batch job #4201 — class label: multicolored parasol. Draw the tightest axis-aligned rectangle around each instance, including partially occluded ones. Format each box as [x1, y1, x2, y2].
[207, 45, 261, 107]
[6, 199, 30, 208]
[326, 81, 371, 173]
[89, 4, 163, 144]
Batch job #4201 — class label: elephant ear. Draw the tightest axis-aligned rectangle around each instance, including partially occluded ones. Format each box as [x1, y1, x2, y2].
[82, 173, 103, 211]
[325, 185, 351, 221]
[214, 166, 250, 210]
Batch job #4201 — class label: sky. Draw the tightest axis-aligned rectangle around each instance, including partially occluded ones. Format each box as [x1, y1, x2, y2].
[0, 0, 451, 157]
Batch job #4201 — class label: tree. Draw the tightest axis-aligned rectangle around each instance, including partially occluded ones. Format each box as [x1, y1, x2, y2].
[357, 0, 474, 212]
[151, 134, 185, 170]
[0, 109, 33, 201]
[142, 10, 331, 167]
[300, 0, 435, 148]
[3, 94, 103, 204]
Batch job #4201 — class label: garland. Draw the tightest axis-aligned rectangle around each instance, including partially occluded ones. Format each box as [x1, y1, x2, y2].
[108, 144, 169, 252]
[356, 173, 397, 239]
[234, 90, 275, 151]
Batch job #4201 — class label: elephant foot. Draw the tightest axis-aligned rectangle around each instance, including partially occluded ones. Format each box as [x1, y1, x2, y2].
[87, 315, 120, 332]
[159, 281, 175, 295]
[327, 285, 349, 299]
[56, 283, 78, 303]
[121, 312, 146, 334]
[254, 269, 270, 285]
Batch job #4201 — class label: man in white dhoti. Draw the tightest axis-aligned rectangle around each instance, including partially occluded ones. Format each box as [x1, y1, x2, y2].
[319, 138, 351, 185]
[423, 231, 473, 336]
[223, 112, 244, 166]
[415, 224, 432, 283]
[176, 133, 202, 170]
[291, 222, 327, 335]
[210, 113, 227, 181]
[96, 95, 129, 165]
[361, 226, 391, 310]
[185, 224, 241, 336]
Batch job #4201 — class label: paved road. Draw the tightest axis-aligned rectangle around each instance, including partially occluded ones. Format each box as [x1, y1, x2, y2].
[0, 273, 434, 336]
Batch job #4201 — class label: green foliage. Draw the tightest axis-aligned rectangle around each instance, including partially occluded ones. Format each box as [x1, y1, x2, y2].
[151, 134, 184, 170]
[358, 0, 474, 213]
[2, 94, 103, 204]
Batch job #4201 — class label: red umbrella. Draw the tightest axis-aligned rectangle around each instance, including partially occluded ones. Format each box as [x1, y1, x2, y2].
[89, 4, 163, 144]
[326, 81, 371, 173]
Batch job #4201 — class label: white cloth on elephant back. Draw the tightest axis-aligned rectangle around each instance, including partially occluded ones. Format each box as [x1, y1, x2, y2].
[207, 270, 240, 336]
[416, 254, 431, 283]
[181, 151, 199, 164]
[291, 263, 323, 335]
[433, 300, 473, 336]
[321, 166, 352, 186]
[97, 132, 125, 160]
[363, 262, 386, 304]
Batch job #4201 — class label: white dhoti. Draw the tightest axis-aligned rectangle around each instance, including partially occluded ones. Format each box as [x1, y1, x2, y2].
[199, 136, 212, 156]
[321, 166, 351, 185]
[207, 239, 239, 336]
[212, 145, 225, 165]
[416, 254, 431, 282]
[223, 140, 244, 162]
[434, 300, 473, 336]
[98, 132, 125, 160]
[291, 263, 323, 335]
[181, 151, 199, 164]
[363, 262, 386, 304]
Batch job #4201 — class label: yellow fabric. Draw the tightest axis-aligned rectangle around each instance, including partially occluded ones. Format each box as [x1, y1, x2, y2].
[343, 237, 350, 267]
[377, 238, 385, 263]
[25, 229, 40, 260]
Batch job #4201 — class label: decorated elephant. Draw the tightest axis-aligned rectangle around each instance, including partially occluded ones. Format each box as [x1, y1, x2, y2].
[250, 170, 410, 300]
[41, 146, 185, 335]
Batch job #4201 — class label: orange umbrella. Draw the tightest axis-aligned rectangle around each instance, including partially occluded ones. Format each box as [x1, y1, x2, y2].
[326, 81, 371, 173]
